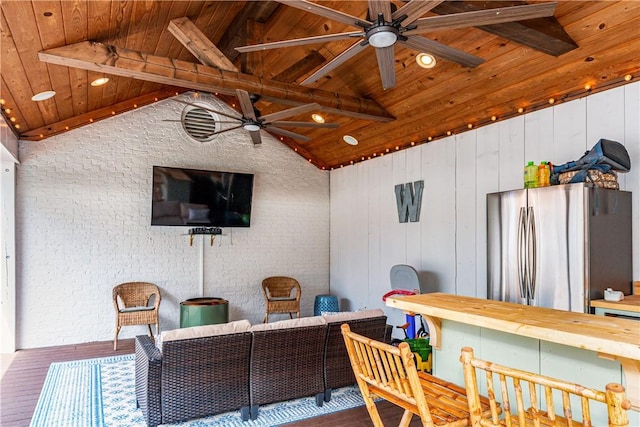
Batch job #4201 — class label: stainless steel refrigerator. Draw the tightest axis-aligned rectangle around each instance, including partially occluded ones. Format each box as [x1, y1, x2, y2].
[487, 183, 632, 313]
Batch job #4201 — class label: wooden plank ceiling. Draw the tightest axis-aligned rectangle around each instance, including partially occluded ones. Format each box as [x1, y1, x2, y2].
[1, 1, 639, 169]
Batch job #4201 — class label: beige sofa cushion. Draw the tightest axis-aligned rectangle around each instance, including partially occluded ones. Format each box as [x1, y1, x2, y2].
[157, 319, 251, 351]
[322, 308, 385, 324]
[250, 316, 326, 332]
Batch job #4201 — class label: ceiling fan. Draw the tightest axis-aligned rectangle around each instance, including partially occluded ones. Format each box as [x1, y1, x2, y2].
[236, 0, 558, 90]
[173, 89, 339, 145]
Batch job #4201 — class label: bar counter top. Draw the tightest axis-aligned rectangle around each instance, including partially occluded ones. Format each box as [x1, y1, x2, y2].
[385, 292, 640, 409]
[385, 292, 639, 359]
[591, 295, 640, 314]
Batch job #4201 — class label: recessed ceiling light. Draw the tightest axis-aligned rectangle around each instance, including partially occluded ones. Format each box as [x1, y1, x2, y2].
[31, 90, 56, 101]
[91, 77, 110, 87]
[416, 53, 436, 69]
[343, 135, 358, 146]
[311, 113, 325, 124]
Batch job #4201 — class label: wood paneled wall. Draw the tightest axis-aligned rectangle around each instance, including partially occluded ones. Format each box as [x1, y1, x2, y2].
[330, 82, 640, 333]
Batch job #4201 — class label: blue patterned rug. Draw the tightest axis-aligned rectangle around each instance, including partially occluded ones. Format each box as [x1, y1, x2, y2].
[31, 354, 365, 426]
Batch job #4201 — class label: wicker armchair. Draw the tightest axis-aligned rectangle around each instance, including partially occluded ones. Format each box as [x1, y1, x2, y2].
[113, 282, 161, 350]
[261, 276, 301, 322]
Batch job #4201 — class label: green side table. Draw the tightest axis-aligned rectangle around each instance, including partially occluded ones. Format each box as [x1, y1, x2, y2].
[180, 297, 229, 328]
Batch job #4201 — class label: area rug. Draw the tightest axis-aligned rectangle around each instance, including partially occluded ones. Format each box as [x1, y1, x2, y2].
[31, 354, 365, 427]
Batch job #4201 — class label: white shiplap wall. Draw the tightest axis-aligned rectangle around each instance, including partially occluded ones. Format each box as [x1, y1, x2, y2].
[330, 82, 640, 333]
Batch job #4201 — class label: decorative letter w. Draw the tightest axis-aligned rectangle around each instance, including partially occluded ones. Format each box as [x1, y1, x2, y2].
[395, 181, 424, 223]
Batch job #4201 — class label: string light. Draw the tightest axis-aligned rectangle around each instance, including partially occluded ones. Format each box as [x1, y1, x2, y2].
[333, 70, 637, 170]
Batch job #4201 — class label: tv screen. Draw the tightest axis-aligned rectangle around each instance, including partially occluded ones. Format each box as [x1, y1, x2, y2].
[151, 166, 254, 227]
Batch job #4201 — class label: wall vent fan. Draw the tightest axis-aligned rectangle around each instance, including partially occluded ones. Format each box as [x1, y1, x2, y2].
[180, 104, 220, 142]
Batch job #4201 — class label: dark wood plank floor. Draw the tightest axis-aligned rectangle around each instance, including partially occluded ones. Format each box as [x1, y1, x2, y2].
[1, 339, 419, 427]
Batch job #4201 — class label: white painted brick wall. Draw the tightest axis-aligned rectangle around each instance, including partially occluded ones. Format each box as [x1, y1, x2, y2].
[15, 93, 330, 349]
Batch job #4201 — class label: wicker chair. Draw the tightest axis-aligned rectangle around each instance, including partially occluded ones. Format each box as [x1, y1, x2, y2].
[261, 276, 301, 323]
[460, 346, 631, 427]
[341, 324, 491, 427]
[113, 282, 161, 350]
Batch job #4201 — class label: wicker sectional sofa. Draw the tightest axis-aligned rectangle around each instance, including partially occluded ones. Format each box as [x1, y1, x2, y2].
[134, 309, 388, 427]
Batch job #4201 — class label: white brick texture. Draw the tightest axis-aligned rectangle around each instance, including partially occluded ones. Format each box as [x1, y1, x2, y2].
[15, 94, 330, 348]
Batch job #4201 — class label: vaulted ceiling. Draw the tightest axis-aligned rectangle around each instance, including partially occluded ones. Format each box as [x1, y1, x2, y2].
[1, 1, 638, 169]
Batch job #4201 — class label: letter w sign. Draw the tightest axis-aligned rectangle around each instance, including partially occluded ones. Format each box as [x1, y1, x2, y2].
[395, 181, 424, 223]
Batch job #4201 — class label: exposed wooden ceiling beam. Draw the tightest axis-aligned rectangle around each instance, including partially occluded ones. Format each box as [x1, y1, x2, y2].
[168, 17, 238, 71]
[217, 1, 281, 64]
[431, 1, 578, 56]
[38, 41, 394, 122]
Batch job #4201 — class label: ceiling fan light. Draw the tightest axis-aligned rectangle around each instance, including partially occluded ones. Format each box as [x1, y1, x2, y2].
[243, 123, 261, 132]
[31, 90, 56, 101]
[311, 113, 325, 124]
[368, 30, 397, 48]
[416, 53, 436, 69]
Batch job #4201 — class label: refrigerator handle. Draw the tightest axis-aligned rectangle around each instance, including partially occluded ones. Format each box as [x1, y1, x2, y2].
[527, 207, 537, 300]
[517, 207, 527, 299]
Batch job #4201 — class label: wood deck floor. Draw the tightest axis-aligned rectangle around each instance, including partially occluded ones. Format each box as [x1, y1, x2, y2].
[0, 339, 418, 427]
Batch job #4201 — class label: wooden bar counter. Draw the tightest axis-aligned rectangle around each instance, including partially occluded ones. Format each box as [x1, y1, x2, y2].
[386, 292, 640, 410]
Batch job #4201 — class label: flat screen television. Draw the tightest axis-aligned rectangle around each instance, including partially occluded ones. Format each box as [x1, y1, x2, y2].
[151, 166, 254, 227]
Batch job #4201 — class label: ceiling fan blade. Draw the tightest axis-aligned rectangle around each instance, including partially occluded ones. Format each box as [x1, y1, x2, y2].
[162, 119, 240, 125]
[249, 130, 262, 145]
[204, 125, 244, 137]
[392, 0, 444, 26]
[236, 32, 363, 53]
[368, 0, 392, 22]
[265, 125, 311, 142]
[405, 3, 558, 35]
[260, 103, 322, 123]
[398, 36, 484, 68]
[300, 41, 369, 85]
[275, 0, 371, 27]
[173, 99, 241, 121]
[375, 45, 396, 90]
[236, 89, 257, 121]
[271, 121, 340, 129]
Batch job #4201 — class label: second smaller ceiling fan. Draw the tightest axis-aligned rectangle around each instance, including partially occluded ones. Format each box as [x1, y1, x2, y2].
[177, 89, 339, 145]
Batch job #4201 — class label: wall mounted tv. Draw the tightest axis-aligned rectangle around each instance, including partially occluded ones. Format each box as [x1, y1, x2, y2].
[151, 166, 254, 227]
